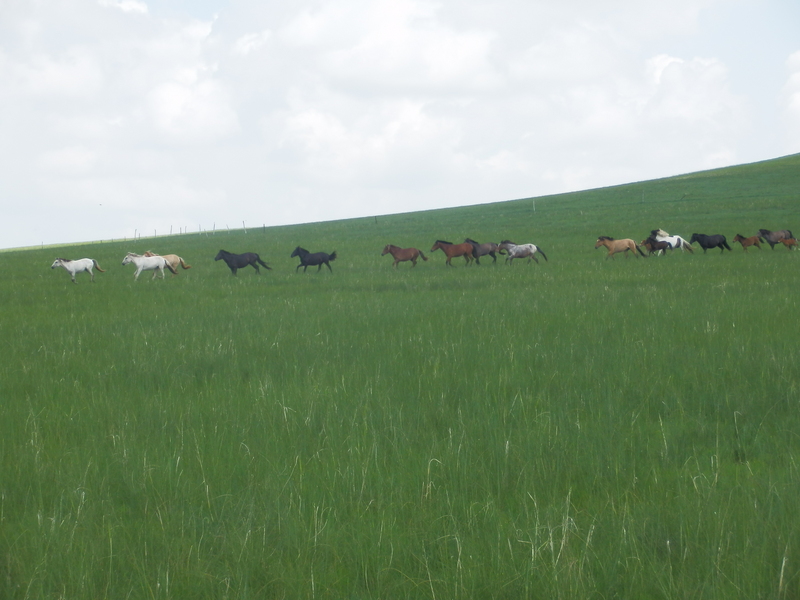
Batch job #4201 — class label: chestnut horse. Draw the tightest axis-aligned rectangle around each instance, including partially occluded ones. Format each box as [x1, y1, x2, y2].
[779, 238, 798, 250]
[595, 236, 645, 259]
[733, 235, 762, 251]
[381, 244, 428, 268]
[430, 240, 475, 266]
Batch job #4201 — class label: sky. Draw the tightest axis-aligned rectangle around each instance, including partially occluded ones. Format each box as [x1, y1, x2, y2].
[2, 0, 799, 249]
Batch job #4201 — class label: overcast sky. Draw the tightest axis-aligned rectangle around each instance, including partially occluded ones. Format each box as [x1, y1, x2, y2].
[2, 0, 799, 249]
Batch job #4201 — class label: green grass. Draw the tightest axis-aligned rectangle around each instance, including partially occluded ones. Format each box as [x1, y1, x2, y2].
[2, 154, 800, 598]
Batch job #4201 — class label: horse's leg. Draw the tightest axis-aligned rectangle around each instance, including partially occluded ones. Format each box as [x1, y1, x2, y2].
[325, 261, 332, 272]
[531, 254, 539, 264]
[89, 268, 95, 282]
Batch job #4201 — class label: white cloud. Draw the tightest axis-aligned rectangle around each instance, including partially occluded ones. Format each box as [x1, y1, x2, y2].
[0, 0, 792, 248]
[98, 0, 148, 15]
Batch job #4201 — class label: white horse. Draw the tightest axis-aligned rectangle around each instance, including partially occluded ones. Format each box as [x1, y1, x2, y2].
[122, 252, 177, 280]
[51, 257, 105, 283]
[652, 229, 694, 253]
[498, 240, 548, 264]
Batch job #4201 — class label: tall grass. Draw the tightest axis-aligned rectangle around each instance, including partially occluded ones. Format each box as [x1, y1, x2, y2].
[2, 155, 800, 598]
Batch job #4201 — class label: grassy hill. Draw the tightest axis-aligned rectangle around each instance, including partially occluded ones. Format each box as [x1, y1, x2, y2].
[2, 154, 800, 599]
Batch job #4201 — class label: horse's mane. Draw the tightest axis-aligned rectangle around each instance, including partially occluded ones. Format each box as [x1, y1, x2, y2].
[55, 257, 69, 262]
[597, 236, 614, 241]
[434, 240, 453, 245]
[499, 240, 516, 245]
[126, 252, 141, 257]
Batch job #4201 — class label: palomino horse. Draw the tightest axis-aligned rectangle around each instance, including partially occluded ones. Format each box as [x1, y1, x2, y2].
[51, 257, 105, 283]
[464, 238, 500, 264]
[640, 237, 672, 256]
[215, 249, 271, 275]
[291, 247, 337, 272]
[759, 229, 795, 249]
[779, 238, 798, 250]
[733, 234, 762, 251]
[381, 244, 428, 268]
[144, 251, 192, 272]
[498, 240, 548, 264]
[122, 252, 178, 280]
[689, 233, 732, 253]
[651, 229, 694, 253]
[595, 236, 645, 259]
[430, 240, 475, 266]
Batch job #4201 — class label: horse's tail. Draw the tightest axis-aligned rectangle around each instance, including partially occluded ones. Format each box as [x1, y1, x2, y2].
[722, 240, 732, 251]
[329, 251, 338, 262]
[93, 260, 106, 272]
[788, 230, 795, 240]
[256, 256, 272, 270]
[419, 251, 428, 261]
[636, 244, 646, 257]
[537, 247, 548, 261]
[179, 258, 192, 269]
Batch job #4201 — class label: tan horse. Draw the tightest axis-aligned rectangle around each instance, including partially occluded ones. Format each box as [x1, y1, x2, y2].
[733, 234, 762, 251]
[382, 244, 428, 268]
[430, 240, 475, 266]
[595, 236, 645, 259]
[144, 251, 192, 273]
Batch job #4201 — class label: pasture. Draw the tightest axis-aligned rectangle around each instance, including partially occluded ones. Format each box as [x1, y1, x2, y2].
[2, 154, 800, 598]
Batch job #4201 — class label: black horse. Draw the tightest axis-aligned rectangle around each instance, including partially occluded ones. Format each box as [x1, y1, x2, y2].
[464, 238, 500, 264]
[689, 234, 732, 253]
[758, 229, 795, 250]
[291, 246, 337, 272]
[214, 249, 271, 275]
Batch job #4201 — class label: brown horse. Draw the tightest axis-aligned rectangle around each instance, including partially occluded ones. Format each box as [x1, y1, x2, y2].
[732, 235, 762, 251]
[779, 238, 798, 250]
[595, 236, 645, 259]
[640, 237, 671, 256]
[430, 240, 475, 266]
[381, 244, 428, 268]
[144, 251, 192, 272]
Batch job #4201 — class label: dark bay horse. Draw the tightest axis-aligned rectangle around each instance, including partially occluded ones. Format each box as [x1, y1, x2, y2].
[464, 238, 500, 264]
[594, 236, 645, 259]
[215, 249, 271, 275]
[430, 240, 475, 266]
[381, 244, 428, 268]
[291, 246, 337, 272]
[733, 234, 762, 251]
[689, 234, 732, 253]
[758, 229, 795, 249]
[640, 236, 672, 256]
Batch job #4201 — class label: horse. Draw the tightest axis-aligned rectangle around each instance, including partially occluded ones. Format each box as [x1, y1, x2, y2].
[732, 234, 762, 251]
[594, 236, 645, 259]
[779, 238, 798, 250]
[651, 229, 694, 253]
[291, 246, 337, 272]
[689, 233, 732, 253]
[381, 244, 428, 268]
[143, 251, 192, 273]
[464, 238, 500, 264]
[50, 257, 105, 283]
[215, 249, 271, 275]
[640, 237, 672, 256]
[758, 229, 795, 250]
[122, 252, 178, 280]
[430, 240, 475, 266]
[497, 240, 548, 264]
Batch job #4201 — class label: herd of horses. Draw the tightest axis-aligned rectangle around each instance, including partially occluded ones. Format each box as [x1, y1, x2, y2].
[49, 228, 796, 282]
[596, 228, 796, 259]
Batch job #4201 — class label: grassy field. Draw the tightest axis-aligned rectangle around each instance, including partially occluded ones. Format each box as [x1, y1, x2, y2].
[2, 154, 800, 598]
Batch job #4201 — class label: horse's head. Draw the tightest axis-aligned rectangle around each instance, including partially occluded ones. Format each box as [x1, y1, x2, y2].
[689, 234, 700, 244]
[122, 254, 133, 265]
[51, 258, 63, 268]
[290, 247, 307, 258]
[214, 250, 227, 261]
